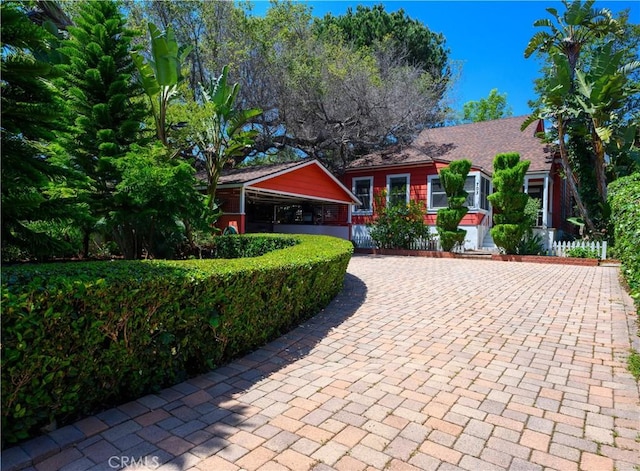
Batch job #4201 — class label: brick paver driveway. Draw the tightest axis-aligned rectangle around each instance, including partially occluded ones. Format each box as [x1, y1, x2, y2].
[3, 255, 639, 471]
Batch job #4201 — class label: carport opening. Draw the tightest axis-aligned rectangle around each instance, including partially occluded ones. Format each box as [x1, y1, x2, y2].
[244, 190, 350, 237]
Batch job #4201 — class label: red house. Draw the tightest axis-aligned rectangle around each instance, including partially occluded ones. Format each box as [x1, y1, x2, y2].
[214, 159, 360, 239]
[342, 116, 567, 250]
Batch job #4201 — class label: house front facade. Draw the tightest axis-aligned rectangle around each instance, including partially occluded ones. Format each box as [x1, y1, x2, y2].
[343, 116, 568, 251]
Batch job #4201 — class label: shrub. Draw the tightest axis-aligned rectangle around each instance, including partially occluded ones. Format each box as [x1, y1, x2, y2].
[565, 246, 600, 259]
[204, 234, 297, 259]
[1, 234, 352, 446]
[518, 232, 544, 255]
[609, 173, 640, 308]
[488, 152, 531, 254]
[436, 159, 471, 251]
[368, 192, 430, 249]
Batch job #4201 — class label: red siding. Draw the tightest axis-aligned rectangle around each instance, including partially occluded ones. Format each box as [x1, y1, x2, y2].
[424, 213, 485, 225]
[216, 214, 245, 233]
[346, 165, 433, 225]
[345, 163, 489, 227]
[217, 188, 242, 213]
[252, 163, 353, 203]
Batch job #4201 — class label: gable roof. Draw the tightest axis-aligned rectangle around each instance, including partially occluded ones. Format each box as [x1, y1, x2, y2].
[216, 159, 360, 205]
[217, 160, 306, 185]
[347, 116, 555, 174]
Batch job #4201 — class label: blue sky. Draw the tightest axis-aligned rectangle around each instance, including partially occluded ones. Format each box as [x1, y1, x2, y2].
[247, 1, 639, 117]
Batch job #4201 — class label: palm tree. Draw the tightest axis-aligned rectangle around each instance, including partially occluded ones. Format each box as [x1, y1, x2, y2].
[525, 0, 622, 80]
[523, 0, 624, 233]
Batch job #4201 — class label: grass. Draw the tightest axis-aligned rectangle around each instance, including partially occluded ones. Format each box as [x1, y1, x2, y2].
[628, 349, 640, 381]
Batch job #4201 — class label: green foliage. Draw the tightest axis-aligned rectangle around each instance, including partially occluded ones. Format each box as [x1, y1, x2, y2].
[1, 235, 352, 446]
[131, 22, 192, 146]
[524, 197, 542, 232]
[108, 143, 207, 259]
[565, 246, 600, 258]
[204, 235, 298, 259]
[462, 89, 513, 123]
[57, 0, 150, 257]
[628, 349, 640, 381]
[0, 2, 78, 259]
[436, 159, 471, 251]
[488, 153, 531, 254]
[524, 0, 634, 232]
[368, 192, 430, 250]
[517, 232, 545, 256]
[313, 3, 450, 90]
[172, 66, 262, 210]
[608, 173, 640, 312]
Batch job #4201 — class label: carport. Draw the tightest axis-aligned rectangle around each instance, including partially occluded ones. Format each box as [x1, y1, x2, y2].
[214, 159, 361, 240]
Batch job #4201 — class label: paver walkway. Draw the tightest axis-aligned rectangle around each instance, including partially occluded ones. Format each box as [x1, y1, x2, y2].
[2, 255, 639, 471]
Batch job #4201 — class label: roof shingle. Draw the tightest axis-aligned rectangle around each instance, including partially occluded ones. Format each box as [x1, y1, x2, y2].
[347, 116, 555, 174]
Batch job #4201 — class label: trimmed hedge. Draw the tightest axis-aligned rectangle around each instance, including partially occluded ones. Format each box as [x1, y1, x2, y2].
[1, 234, 353, 446]
[609, 174, 640, 309]
[203, 233, 297, 258]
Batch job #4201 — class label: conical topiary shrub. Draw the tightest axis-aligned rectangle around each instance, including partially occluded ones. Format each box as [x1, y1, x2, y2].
[488, 152, 531, 254]
[436, 159, 472, 251]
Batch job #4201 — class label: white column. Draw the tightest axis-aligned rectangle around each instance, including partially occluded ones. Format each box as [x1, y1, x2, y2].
[239, 187, 246, 215]
[542, 174, 549, 228]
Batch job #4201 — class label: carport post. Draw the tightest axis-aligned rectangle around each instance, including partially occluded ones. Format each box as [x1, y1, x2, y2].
[240, 186, 246, 215]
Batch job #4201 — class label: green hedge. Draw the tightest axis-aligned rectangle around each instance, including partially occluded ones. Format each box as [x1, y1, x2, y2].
[204, 234, 297, 258]
[1, 234, 353, 446]
[609, 174, 640, 309]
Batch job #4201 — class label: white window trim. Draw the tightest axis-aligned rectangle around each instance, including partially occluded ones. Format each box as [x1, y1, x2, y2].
[427, 174, 445, 210]
[428, 172, 492, 211]
[386, 173, 410, 206]
[352, 176, 374, 214]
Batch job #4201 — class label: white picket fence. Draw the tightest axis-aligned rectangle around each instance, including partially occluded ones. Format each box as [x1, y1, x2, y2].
[548, 240, 607, 259]
[354, 233, 607, 259]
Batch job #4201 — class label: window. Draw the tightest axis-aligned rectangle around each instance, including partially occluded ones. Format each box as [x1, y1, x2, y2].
[353, 177, 373, 213]
[387, 174, 409, 206]
[429, 177, 448, 208]
[480, 176, 491, 210]
[428, 173, 491, 210]
[463, 176, 475, 207]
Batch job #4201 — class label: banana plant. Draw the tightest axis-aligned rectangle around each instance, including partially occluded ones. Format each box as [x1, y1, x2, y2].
[195, 66, 262, 210]
[575, 42, 640, 200]
[131, 23, 192, 147]
[524, 0, 622, 82]
[523, 52, 596, 233]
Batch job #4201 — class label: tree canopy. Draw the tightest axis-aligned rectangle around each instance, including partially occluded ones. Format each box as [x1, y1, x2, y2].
[313, 4, 451, 92]
[524, 0, 639, 234]
[462, 89, 513, 123]
[124, 1, 453, 170]
[1, 1, 76, 258]
[0, 0, 454, 259]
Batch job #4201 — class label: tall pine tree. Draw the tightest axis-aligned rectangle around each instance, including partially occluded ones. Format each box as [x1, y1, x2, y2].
[58, 0, 149, 256]
[1, 1, 75, 259]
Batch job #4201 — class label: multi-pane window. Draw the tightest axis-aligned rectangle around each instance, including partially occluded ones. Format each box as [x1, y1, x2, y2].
[387, 175, 409, 206]
[353, 177, 373, 213]
[429, 173, 491, 210]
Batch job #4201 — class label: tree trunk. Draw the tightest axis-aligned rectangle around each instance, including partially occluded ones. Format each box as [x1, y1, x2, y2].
[590, 125, 608, 203]
[557, 117, 597, 233]
[82, 229, 90, 259]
